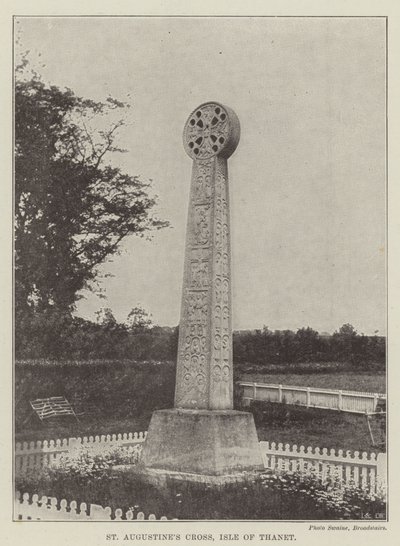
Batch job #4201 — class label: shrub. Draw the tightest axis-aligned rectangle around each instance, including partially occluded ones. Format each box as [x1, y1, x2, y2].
[259, 470, 386, 519]
[49, 445, 141, 480]
[16, 444, 141, 504]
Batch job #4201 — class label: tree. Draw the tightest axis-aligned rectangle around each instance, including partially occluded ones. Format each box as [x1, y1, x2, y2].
[336, 323, 358, 337]
[95, 307, 117, 326]
[126, 305, 153, 332]
[294, 327, 319, 362]
[332, 323, 358, 363]
[15, 69, 168, 316]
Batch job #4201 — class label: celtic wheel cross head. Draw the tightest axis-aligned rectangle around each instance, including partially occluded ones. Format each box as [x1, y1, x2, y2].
[183, 102, 240, 160]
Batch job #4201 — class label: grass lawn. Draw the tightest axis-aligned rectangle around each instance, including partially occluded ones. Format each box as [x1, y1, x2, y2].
[15, 362, 386, 453]
[237, 371, 386, 453]
[239, 371, 386, 393]
[14, 414, 153, 443]
[15, 403, 385, 455]
[251, 402, 385, 453]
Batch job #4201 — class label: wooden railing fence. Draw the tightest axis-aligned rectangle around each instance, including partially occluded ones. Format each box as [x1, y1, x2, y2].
[238, 382, 386, 414]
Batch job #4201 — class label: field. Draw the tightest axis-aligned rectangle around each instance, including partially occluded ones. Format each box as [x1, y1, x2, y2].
[241, 369, 386, 452]
[240, 371, 386, 393]
[14, 361, 386, 453]
[251, 402, 385, 452]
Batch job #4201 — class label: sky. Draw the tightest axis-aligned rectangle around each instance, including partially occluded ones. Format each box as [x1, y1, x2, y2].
[16, 16, 386, 334]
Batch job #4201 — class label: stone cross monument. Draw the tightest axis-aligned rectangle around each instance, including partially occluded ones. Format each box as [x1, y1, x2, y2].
[174, 101, 238, 410]
[141, 102, 263, 479]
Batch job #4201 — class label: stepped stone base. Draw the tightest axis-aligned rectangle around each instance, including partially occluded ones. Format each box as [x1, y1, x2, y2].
[140, 409, 264, 477]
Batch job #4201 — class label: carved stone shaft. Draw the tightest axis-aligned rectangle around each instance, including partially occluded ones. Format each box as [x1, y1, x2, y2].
[174, 102, 240, 410]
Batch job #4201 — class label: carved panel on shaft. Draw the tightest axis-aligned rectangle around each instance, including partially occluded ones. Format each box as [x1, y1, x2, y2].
[175, 159, 213, 408]
[209, 158, 232, 409]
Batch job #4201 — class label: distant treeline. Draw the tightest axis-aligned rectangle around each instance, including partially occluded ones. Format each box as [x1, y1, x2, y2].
[15, 310, 178, 362]
[233, 325, 385, 369]
[15, 310, 385, 369]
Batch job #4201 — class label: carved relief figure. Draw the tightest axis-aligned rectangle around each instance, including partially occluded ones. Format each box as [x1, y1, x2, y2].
[195, 174, 213, 201]
[187, 291, 208, 324]
[191, 260, 209, 289]
[192, 205, 210, 246]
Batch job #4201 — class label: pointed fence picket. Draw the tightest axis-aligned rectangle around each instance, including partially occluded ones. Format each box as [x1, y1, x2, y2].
[15, 431, 387, 495]
[15, 432, 147, 476]
[259, 441, 386, 494]
[14, 491, 171, 521]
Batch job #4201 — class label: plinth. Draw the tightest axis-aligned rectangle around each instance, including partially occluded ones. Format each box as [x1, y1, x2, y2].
[141, 409, 262, 476]
[141, 102, 263, 479]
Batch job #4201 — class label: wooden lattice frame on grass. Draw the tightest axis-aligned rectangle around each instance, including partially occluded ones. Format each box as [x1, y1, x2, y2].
[30, 397, 79, 423]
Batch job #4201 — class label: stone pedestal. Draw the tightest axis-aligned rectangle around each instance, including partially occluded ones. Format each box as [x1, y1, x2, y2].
[141, 409, 263, 476]
[141, 102, 263, 480]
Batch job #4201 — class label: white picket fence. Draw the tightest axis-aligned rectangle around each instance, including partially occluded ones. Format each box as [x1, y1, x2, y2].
[15, 430, 387, 495]
[239, 382, 386, 414]
[14, 491, 171, 521]
[14, 431, 386, 520]
[15, 432, 147, 477]
[260, 441, 386, 495]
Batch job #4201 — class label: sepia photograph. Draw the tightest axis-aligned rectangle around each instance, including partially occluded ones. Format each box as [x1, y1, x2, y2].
[13, 14, 387, 524]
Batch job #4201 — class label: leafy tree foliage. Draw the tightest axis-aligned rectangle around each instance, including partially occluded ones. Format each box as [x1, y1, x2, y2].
[95, 307, 117, 326]
[336, 323, 358, 337]
[15, 70, 168, 318]
[126, 305, 153, 332]
[232, 324, 385, 369]
[331, 323, 359, 363]
[15, 312, 385, 369]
